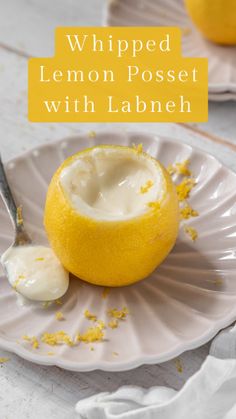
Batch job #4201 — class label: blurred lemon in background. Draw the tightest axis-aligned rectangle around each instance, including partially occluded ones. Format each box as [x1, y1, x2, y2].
[44, 145, 179, 287]
[185, 0, 236, 45]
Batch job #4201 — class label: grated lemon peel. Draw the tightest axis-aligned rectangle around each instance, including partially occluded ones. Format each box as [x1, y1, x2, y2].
[107, 307, 129, 320]
[132, 143, 143, 153]
[42, 301, 52, 309]
[22, 335, 39, 349]
[180, 203, 199, 220]
[84, 309, 97, 322]
[176, 178, 196, 201]
[108, 319, 119, 329]
[21, 304, 129, 349]
[175, 358, 183, 373]
[97, 320, 106, 330]
[13, 274, 26, 290]
[168, 159, 199, 240]
[13, 279, 21, 290]
[147, 201, 161, 211]
[16, 206, 23, 226]
[140, 180, 154, 194]
[167, 159, 192, 177]
[55, 311, 64, 321]
[77, 326, 104, 343]
[41, 331, 74, 347]
[0, 357, 9, 364]
[184, 226, 198, 241]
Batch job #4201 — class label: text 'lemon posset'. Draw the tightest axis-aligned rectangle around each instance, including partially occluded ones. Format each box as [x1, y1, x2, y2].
[28, 27, 208, 122]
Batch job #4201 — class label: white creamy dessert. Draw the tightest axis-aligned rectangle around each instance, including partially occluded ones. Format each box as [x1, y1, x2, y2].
[60, 147, 164, 220]
[1, 245, 69, 301]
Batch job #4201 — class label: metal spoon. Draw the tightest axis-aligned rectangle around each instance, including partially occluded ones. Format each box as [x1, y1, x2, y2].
[0, 156, 69, 302]
[0, 155, 32, 250]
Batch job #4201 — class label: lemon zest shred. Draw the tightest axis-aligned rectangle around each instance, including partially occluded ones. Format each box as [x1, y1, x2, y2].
[147, 201, 160, 211]
[35, 257, 44, 261]
[41, 331, 74, 347]
[55, 311, 64, 321]
[175, 160, 192, 176]
[184, 226, 198, 241]
[42, 301, 51, 309]
[108, 319, 119, 329]
[102, 287, 110, 299]
[167, 164, 175, 175]
[13, 274, 26, 290]
[180, 203, 199, 220]
[22, 335, 39, 349]
[107, 307, 129, 320]
[176, 178, 196, 201]
[168, 160, 192, 177]
[22, 335, 31, 342]
[84, 309, 97, 322]
[12, 278, 20, 290]
[97, 320, 106, 330]
[32, 337, 39, 349]
[140, 180, 154, 194]
[77, 326, 104, 343]
[112, 352, 119, 357]
[175, 358, 183, 373]
[0, 357, 9, 364]
[55, 299, 63, 306]
[16, 206, 23, 226]
[47, 351, 55, 356]
[132, 143, 143, 154]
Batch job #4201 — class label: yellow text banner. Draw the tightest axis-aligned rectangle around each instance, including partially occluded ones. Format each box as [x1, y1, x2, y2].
[28, 27, 208, 122]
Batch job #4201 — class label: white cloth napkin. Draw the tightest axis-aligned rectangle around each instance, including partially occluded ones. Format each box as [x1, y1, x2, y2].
[75, 325, 236, 419]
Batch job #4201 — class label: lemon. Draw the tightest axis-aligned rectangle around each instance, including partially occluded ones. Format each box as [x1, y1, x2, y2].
[185, 0, 236, 45]
[44, 145, 179, 287]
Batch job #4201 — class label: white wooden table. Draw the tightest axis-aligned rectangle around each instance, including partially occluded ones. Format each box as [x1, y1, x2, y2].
[0, 1, 235, 418]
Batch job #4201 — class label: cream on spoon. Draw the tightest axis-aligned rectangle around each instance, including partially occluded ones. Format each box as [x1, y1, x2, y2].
[0, 156, 69, 302]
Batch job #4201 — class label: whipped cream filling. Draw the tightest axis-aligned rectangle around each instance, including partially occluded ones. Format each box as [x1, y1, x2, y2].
[1, 245, 69, 301]
[60, 147, 164, 220]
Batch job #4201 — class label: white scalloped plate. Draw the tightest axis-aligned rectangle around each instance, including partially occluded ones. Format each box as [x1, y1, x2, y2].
[1, 131, 236, 372]
[209, 92, 236, 102]
[106, 0, 236, 99]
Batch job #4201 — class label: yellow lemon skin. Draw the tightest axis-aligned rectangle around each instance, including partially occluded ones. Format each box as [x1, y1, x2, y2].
[44, 146, 179, 287]
[185, 0, 236, 45]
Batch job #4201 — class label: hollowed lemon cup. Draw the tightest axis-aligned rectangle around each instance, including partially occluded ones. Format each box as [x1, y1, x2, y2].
[44, 145, 179, 287]
[185, 0, 236, 45]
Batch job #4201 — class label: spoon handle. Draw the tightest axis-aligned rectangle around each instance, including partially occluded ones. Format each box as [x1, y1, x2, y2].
[0, 156, 31, 243]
